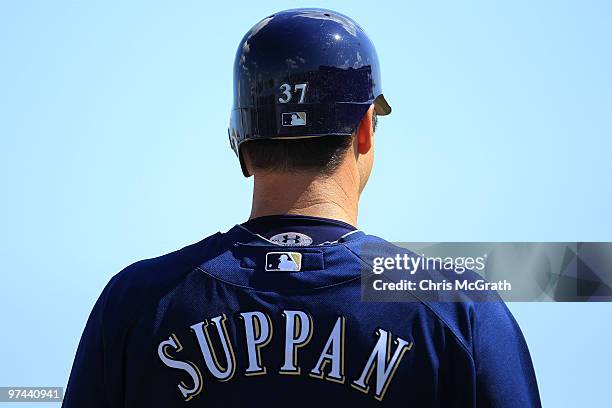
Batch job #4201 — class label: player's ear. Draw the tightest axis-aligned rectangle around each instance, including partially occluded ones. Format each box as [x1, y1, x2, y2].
[356, 105, 375, 155]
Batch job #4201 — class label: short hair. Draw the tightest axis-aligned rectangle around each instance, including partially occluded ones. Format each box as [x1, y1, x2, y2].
[242, 112, 377, 175]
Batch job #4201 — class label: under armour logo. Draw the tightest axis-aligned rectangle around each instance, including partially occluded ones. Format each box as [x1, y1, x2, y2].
[269, 232, 314, 246]
[281, 234, 300, 245]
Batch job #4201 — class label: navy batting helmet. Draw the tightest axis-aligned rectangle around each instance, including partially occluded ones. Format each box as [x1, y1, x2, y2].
[229, 8, 391, 176]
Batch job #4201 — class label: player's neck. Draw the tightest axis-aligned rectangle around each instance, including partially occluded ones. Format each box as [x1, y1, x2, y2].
[249, 170, 360, 227]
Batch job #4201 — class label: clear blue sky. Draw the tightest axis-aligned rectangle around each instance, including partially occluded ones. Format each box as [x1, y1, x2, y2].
[0, 1, 610, 406]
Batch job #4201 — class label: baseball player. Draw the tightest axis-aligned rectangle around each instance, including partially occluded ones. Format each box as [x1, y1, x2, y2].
[63, 8, 540, 407]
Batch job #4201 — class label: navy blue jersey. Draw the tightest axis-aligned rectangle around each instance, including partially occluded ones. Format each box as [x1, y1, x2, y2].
[63, 219, 540, 407]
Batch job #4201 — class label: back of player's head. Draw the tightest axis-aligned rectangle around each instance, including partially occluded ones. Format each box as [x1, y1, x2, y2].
[241, 113, 377, 175]
[228, 8, 391, 177]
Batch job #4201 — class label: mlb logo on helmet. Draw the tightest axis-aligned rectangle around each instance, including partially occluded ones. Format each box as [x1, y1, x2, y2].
[265, 252, 302, 272]
[281, 112, 307, 126]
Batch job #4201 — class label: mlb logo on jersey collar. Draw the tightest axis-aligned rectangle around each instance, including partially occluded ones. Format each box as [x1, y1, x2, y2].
[234, 244, 324, 274]
[265, 252, 302, 272]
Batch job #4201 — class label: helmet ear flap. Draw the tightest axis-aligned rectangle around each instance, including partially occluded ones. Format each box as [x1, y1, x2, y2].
[374, 94, 392, 116]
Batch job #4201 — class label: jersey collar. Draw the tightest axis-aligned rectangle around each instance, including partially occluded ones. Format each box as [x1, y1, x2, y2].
[196, 224, 368, 292]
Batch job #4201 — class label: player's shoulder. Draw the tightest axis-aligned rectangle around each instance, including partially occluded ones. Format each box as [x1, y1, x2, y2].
[99, 231, 227, 332]
[350, 233, 512, 354]
[112, 232, 220, 288]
